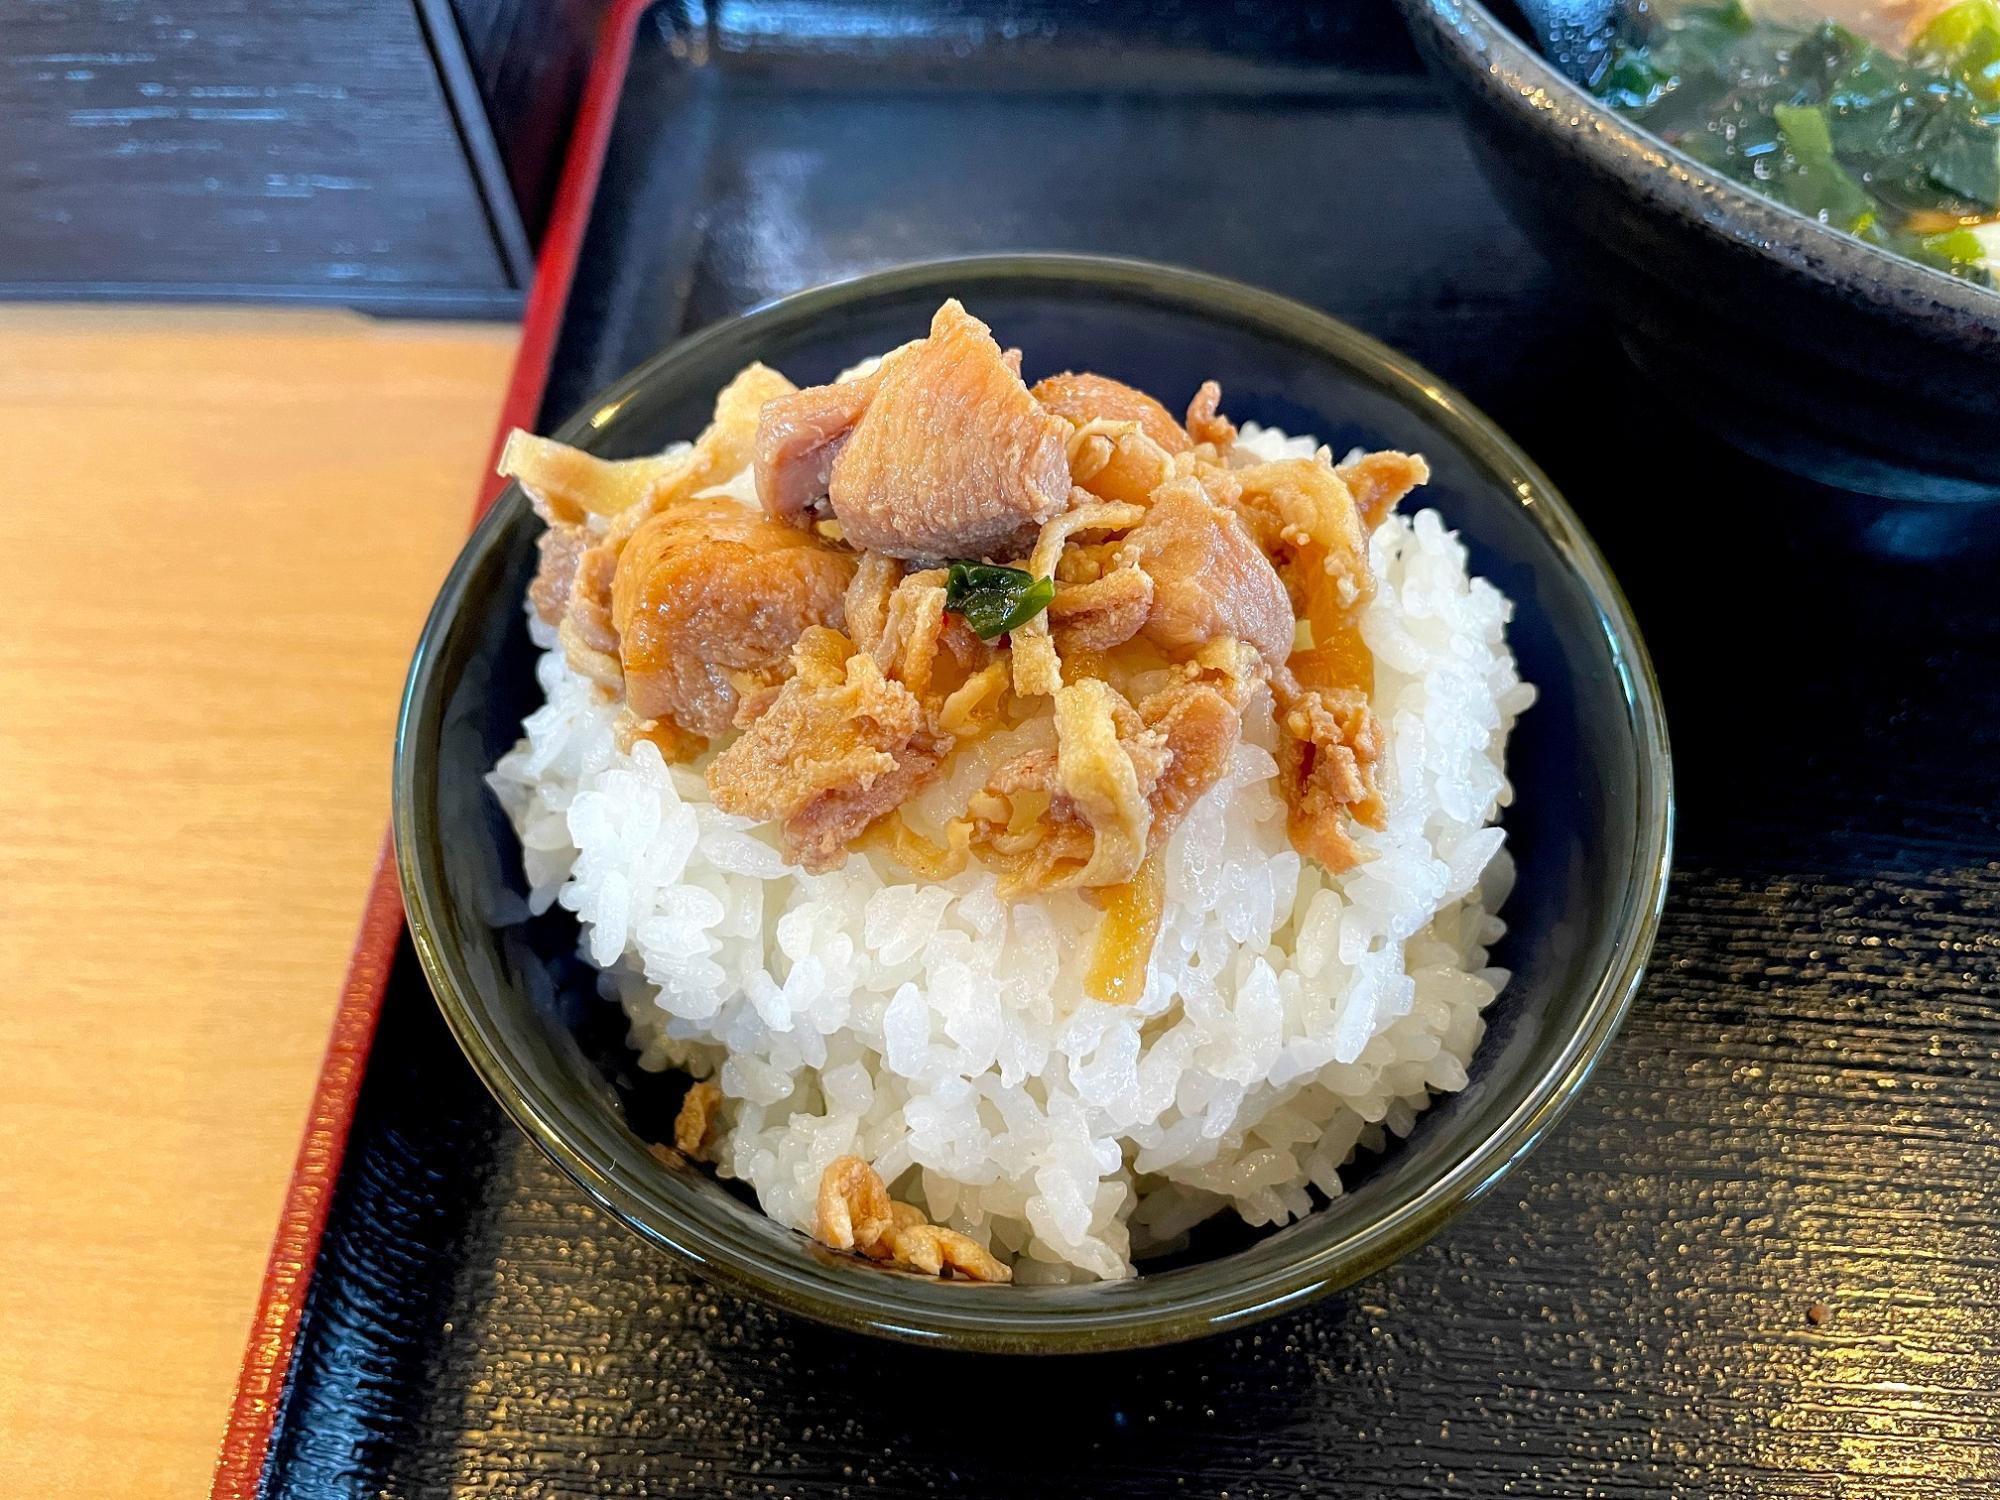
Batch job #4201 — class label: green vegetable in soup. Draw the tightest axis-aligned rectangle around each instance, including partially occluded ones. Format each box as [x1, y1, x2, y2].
[1595, 2, 2000, 286]
[943, 561, 1055, 640]
[1913, 0, 2000, 106]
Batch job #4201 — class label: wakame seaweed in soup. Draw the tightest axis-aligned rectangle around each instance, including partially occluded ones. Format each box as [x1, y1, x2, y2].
[1595, 1, 2000, 285]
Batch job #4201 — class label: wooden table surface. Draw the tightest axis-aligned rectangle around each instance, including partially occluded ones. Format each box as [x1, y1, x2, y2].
[0, 306, 516, 1497]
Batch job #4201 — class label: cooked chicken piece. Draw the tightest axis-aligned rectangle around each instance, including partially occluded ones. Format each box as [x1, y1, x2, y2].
[1032, 371, 1193, 453]
[520, 364, 812, 690]
[822, 301, 1073, 560]
[1274, 683, 1383, 873]
[559, 541, 623, 691]
[611, 497, 855, 738]
[1032, 372, 1186, 506]
[1133, 679, 1242, 833]
[1185, 380, 1235, 449]
[753, 361, 890, 527]
[503, 363, 794, 525]
[1336, 449, 1430, 532]
[1120, 477, 1294, 669]
[706, 628, 948, 872]
[528, 522, 591, 627]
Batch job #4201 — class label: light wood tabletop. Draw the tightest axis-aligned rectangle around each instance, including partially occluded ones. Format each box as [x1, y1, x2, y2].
[0, 306, 518, 1497]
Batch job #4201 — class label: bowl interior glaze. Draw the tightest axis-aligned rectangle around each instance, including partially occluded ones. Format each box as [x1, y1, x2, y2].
[395, 256, 1672, 1351]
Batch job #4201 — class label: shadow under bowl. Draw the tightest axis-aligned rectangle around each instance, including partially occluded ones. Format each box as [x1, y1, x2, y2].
[1396, 0, 2000, 505]
[394, 254, 1673, 1351]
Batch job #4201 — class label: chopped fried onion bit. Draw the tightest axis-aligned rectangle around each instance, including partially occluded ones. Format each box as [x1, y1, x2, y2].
[814, 1157, 1012, 1282]
[815, 1154, 895, 1252]
[674, 1080, 722, 1158]
[503, 362, 794, 525]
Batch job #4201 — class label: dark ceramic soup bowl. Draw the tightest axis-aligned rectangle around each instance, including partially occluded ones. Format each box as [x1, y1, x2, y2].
[1396, 0, 2000, 505]
[395, 255, 1672, 1351]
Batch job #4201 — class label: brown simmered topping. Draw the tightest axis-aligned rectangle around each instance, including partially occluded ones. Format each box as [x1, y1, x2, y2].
[1184, 379, 1236, 449]
[759, 301, 1072, 561]
[613, 497, 855, 739]
[1121, 476, 1294, 669]
[500, 299, 1433, 998]
[813, 1155, 1012, 1282]
[824, 301, 1071, 560]
[673, 1079, 721, 1158]
[1032, 370, 1192, 453]
[707, 627, 949, 873]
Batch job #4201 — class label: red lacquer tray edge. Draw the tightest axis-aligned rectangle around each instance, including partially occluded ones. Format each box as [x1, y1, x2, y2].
[208, 3, 653, 1492]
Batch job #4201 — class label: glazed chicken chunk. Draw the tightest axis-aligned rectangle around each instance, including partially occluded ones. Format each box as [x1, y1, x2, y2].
[757, 300, 1073, 561]
[611, 497, 856, 739]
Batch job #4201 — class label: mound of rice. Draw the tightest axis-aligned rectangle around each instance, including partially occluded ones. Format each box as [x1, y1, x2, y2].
[489, 422, 1534, 1282]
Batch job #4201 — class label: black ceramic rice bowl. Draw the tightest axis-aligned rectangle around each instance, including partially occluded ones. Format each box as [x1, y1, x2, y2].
[394, 255, 1672, 1350]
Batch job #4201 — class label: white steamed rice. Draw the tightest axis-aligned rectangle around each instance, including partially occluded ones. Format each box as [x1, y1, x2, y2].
[489, 420, 1535, 1282]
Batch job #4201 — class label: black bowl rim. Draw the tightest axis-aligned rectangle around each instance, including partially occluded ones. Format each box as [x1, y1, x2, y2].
[1398, 0, 2000, 334]
[394, 252, 1675, 1352]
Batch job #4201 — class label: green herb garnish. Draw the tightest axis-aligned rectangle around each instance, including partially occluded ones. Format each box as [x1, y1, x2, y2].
[943, 561, 1055, 640]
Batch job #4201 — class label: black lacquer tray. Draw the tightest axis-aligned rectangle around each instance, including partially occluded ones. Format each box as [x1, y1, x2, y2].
[218, 5, 2000, 1495]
